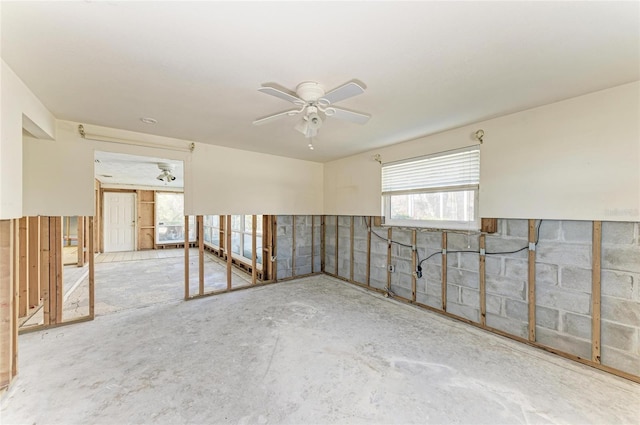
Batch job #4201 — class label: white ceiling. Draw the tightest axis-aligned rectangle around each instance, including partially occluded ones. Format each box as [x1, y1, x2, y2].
[2, 1, 639, 163]
[95, 151, 184, 189]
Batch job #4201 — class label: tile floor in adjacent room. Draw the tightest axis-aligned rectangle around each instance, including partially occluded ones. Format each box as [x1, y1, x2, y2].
[2, 274, 639, 424]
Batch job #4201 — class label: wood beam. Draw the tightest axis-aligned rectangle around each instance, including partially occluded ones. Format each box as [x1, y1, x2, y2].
[366, 217, 371, 287]
[18, 218, 28, 318]
[184, 215, 189, 300]
[252, 215, 257, 284]
[226, 215, 232, 290]
[442, 232, 447, 311]
[350, 216, 354, 282]
[387, 228, 392, 292]
[528, 219, 536, 342]
[0, 220, 14, 389]
[292, 215, 296, 277]
[592, 221, 602, 363]
[411, 230, 417, 302]
[311, 216, 315, 274]
[88, 217, 95, 320]
[197, 216, 204, 296]
[77, 216, 85, 267]
[479, 234, 487, 327]
[28, 217, 40, 309]
[335, 216, 339, 276]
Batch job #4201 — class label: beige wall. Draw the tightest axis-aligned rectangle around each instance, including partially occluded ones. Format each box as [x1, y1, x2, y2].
[1, 60, 56, 219]
[323, 81, 640, 221]
[22, 121, 323, 216]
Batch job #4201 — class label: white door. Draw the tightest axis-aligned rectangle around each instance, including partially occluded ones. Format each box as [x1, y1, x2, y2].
[104, 192, 136, 252]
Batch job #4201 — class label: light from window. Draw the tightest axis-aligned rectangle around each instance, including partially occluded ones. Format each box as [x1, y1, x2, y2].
[203, 215, 262, 265]
[156, 192, 196, 243]
[382, 146, 480, 229]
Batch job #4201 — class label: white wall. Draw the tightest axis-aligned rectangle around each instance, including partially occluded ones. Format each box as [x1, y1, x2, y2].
[23, 121, 323, 216]
[1, 60, 56, 219]
[324, 82, 640, 221]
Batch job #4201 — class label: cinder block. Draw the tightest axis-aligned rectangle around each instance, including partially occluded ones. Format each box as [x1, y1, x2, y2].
[601, 320, 637, 352]
[447, 284, 460, 303]
[296, 246, 312, 257]
[562, 312, 591, 339]
[370, 239, 388, 255]
[485, 238, 528, 258]
[417, 292, 441, 310]
[395, 259, 413, 274]
[447, 301, 479, 323]
[536, 305, 560, 331]
[278, 215, 292, 226]
[353, 239, 368, 253]
[504, 258, 528, 280]
[506, 219, 528, 238]
[536, 242, 592, 268]
[486, 313, 527, 339]
[561, 221, 592, 242]
[601, 346, 640, 376]
[536, 327, 591, 359]
[601, 270, 634, 300]
[537, 286, 591, 315]
[446, 269, 479, 289]
[295, 265, 312, 276]
[602, 222, 635, 245]
[458, 254, 479, 272]
[461, 287, 480, 307]
[417, 231, 442, 248]
[536, 263, 559, 285]
[602, 245, 640, 273]
[485, 256, 502, 276]
[538, 220, 561, 241]
[390, 284, 412, 300]
[601, 296, 640, 325]
[447, 233, 479, 251]
[560, 266, 591, 292]
[486, 294, 502, 315]
[486, 275, 526, 300]
[338, 216, 351, 227]
[446, 254, 458, 269]
[504, 299, 527, 322]
[426, 279, 442, 298]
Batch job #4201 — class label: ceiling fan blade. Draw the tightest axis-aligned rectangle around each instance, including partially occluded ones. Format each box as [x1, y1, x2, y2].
[252, 109, 300, 126]
[258, 85, 305, 105]
[320, 81, 365, 104]
[327, 107, 371, 125]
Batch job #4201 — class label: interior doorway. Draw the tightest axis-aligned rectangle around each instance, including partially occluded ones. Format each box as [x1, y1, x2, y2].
[103, 192, 136, 252]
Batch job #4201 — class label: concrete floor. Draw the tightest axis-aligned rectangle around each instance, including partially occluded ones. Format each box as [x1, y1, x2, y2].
[2, 276, 639, 424]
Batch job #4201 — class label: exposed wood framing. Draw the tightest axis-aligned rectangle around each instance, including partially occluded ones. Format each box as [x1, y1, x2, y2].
[184, 215, 190, 300]
[320, 216, 325, 273]
[592, 221, 602, 363]
[528, 219, 536, 342]
[350, 217, 354, 282]
[292, 215, 296, 277]
[88, 217, 95, 320]
[18, 218, 28, 318]
[11, 221, 18, 377]
[335, 216, 339, 276]
[272, 216, 278, 282]
[0, 220, 16, 390]
[77, 216, 85, 267]
[41, 218, 51, 324]
[411, 230, 417, 302]
[366, 217, 371, 287]
[311, 216, 315, 274]
[252, 215, 257, 284]
[479, 234, 487, 327]
[52, 217, 63, 324]
[197, 216, 204, 296]
[481, 218, 498, 233]
[441, 232, 447, 311]
[27, 217, 40, 310]
[387, 228, 392, 292]
[226, 215, 232, 290]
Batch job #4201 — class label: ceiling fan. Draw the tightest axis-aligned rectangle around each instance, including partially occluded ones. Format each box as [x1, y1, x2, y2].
[157, 163, 176, 183]
[253, 80, 371, 139]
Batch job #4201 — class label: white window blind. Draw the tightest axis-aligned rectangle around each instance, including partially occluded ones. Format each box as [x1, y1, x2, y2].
[382, 146, 480, 195]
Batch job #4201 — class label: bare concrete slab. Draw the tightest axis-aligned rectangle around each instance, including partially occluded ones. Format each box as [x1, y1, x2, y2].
[2, 276, 638, 424]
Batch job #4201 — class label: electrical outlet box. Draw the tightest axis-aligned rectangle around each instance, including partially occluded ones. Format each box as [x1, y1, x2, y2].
[388, 265, 395, 273]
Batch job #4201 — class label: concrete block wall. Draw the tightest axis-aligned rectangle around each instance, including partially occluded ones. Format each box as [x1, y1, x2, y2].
[320, 216, 640, 378]
[276, 215, 321, 279]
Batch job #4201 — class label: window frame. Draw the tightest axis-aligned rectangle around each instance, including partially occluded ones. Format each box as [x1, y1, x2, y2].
[381, 146, 480, 230]
[203, 215, 263, 269]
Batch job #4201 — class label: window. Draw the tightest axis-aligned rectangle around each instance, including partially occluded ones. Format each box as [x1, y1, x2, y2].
[382, 146, 480, 230]
[203, 215, 262, 266]
[156, 192, 196, 243]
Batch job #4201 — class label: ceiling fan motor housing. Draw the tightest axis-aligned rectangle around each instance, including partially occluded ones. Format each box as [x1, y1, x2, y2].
[296, 82, 325, 102]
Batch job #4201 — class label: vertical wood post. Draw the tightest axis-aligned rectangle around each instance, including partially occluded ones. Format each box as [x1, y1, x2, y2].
[77, 216, 85, 267]
[387, 228, 392, 292]
[350, 216, 354, 282]
[252, 215, 257, 284]
[442, 232, 447, 311]
[226, 215, 232, 290]
[41, 218, 51, 324]
[88, 217, 95, 320]
[320, 216, 325, 273]
[592, 221, 602, 363]
[53, 217, 63, 324]
[197, 216, 204, 296]
[311, 216, 315, 274]
[11, 220, 19, 377]
[18, 218, 28, 318]
[0, 220, 15, 389]
[28, 217, 40, 308]
[184, 215, 189, 300]
[479, 234, 487, 326]
[528, 219, 537, 342]
[411, 230, 417, 302]
[292, 215, 296, 277]
[335, 216, 339, 276]
[366, 217, 371, 287]
[272, 216, 278, 282]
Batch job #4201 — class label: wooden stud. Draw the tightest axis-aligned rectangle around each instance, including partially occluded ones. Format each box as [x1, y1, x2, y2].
[77, 216, 85, 267]
[226, 215, 232, 290]
[387, 228, 392, 292]
[320, 216, 325, 273]
[592, 221, 602, 364]
[41, 218, 51, 325]
[366, 217, 371, 287]
[411, 230, 417, 302]
[481, 218, 498, 233]
[11, 220, 18, 378]
[197, 216, 204, 296]
[479, 234, 487, 327]
[350, 216, 354, 282]
[0, 220, 14, 389]
[252, 215, 257, 284]
[442, 232, 447, 311]
[272, 216, 278, 282]
[184, 215, 189, 300]
[335, 216, 339, 276]
[528, 219, 536, 342]
[88, 217, 95, 320]
[18, 218, 28, 318]
[28, 217, 40, 309]
[292, 215, 296, 277]
[49, 217, 63, 324]
[311, 216, 315, 274]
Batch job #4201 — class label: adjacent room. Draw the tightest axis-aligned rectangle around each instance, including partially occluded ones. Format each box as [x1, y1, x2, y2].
[1, 2, 639, 424]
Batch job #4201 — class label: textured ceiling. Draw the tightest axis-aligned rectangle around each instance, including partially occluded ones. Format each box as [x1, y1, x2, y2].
[2, 1, 639, 162]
